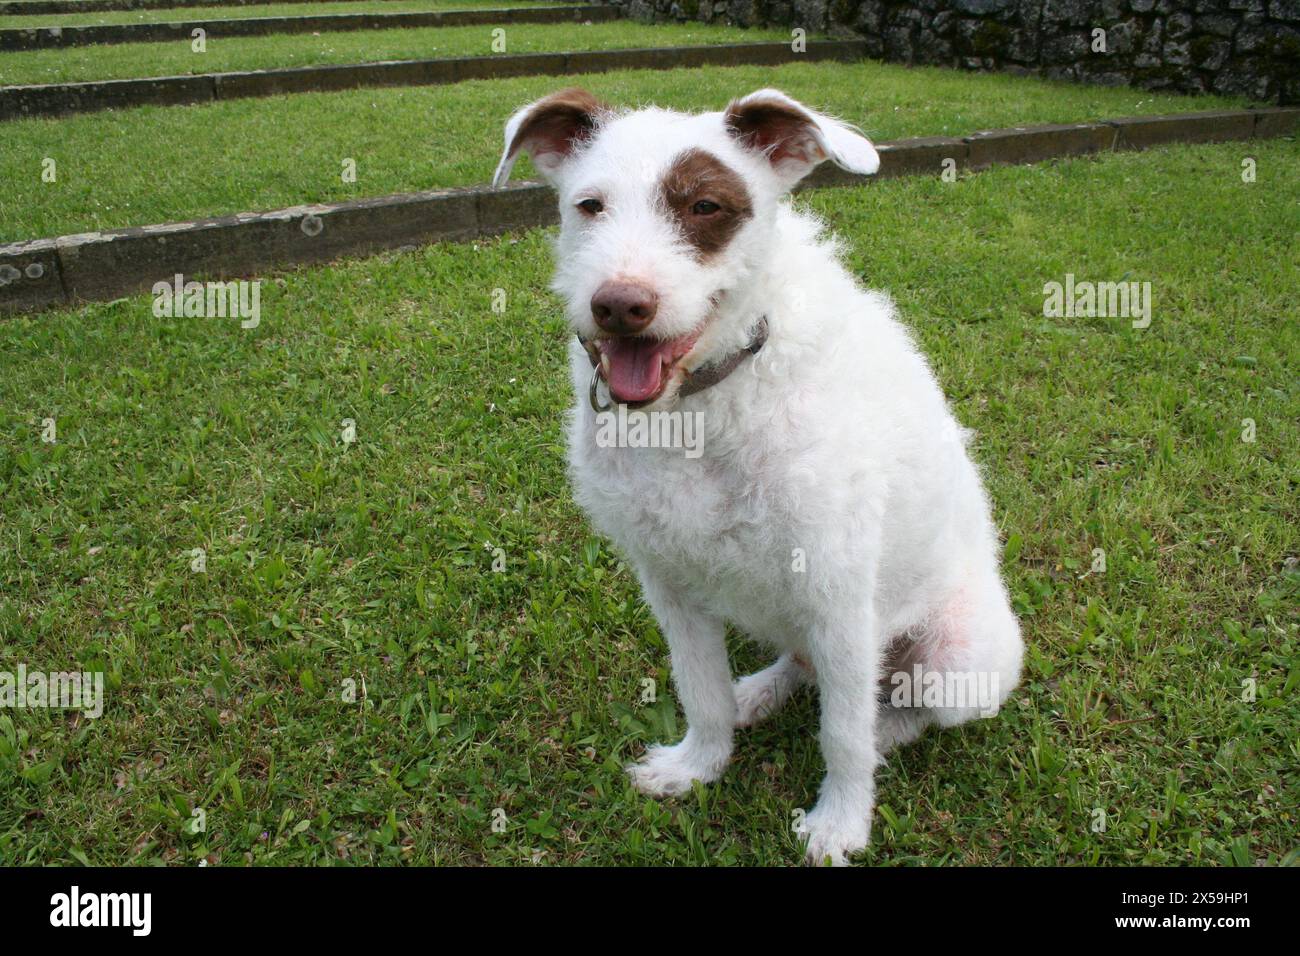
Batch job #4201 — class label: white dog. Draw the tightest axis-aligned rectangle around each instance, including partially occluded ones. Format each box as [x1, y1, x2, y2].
[493, 88, 1024, 865]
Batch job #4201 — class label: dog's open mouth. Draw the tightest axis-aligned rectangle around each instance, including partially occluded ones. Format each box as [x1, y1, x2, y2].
[587, 331, 702, 405]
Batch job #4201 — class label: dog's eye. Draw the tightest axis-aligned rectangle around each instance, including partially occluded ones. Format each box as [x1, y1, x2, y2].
[691, 200, 721, 216]
[577, 198, 604, 216]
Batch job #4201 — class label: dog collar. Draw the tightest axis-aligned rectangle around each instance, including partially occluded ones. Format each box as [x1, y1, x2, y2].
[581, 316, 769, 413]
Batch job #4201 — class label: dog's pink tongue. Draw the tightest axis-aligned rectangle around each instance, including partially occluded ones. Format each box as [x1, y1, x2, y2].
[604, 337, 674, 403]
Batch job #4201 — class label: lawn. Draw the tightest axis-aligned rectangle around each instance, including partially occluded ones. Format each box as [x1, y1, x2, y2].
[0, 19, 789, 84]
[0, 137, 1295, 866]
[1, 60, 1245, 241]
[0, 0, 568, 28]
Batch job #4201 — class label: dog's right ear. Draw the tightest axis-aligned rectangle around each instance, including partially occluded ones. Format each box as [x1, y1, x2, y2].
[492, 88, 607, 188]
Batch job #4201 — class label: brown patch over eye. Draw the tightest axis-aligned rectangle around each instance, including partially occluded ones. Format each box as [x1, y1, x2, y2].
[659, 148, 753, 261]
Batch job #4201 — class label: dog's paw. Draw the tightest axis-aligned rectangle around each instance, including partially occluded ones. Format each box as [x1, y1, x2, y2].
[800, 803, 872, 867]
[733, 655, 808, 728]
[626, 742, 729, 798]
[733, 673, 780, 728]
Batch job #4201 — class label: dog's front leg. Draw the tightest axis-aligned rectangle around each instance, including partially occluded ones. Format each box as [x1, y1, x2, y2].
[802, 603, 880, 866]
[626, 571, 735, 798]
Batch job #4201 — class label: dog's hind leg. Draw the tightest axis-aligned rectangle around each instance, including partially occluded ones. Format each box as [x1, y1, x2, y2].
[733, 652, 811, 728]
[874, 635, 941, 754]
[876, 571, 1023, 754]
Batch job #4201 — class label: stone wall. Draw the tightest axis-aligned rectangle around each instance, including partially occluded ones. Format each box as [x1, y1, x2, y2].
[613, 0, 1300, 103]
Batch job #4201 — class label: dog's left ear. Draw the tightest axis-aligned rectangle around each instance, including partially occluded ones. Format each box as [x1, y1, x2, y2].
[492, 87, 608, 188]
[724, 89, 879, 189]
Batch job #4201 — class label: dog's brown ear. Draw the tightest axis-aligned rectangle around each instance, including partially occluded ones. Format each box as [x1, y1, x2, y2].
[492, 88, 608, 187]
[724, 88, 878, 189]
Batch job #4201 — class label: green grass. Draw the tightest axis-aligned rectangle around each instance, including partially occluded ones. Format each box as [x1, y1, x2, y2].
[1, 138, 1295, 866]
[1, 60, 1245, 241]
[0, 0, 568, 29]
[0, 19, 788, 84]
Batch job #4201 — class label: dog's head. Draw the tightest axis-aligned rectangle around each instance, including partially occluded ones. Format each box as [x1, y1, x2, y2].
[493, 88, 879, 407]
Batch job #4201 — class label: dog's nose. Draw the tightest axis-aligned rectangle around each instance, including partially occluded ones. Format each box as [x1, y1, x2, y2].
[591, 280, 658, 335]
